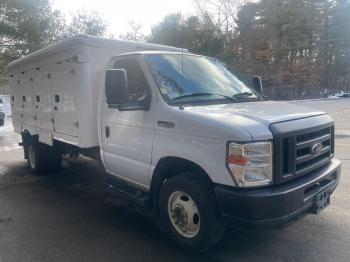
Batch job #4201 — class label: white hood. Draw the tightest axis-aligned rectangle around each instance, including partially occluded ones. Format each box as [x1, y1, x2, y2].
[180, 101, 326, 140]
[186, 101, 325, 125]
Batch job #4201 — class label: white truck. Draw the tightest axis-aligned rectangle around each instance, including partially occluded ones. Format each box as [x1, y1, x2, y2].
[7, 35, 341, 252]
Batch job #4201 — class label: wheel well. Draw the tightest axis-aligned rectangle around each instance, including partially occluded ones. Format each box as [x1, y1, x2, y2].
[150, 157, 213, 212]
[21, 130, 39, 141]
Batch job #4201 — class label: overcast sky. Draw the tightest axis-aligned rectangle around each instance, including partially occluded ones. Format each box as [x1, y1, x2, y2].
[51, 0, 197, 37]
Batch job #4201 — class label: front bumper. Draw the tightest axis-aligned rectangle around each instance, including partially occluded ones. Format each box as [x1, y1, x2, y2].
[215, 158, 341, 229]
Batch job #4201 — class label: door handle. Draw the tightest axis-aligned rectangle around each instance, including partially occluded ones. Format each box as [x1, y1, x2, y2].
[105, 126, 110, 138]
[157, 121, 175, 128]
[54, 106, 58, 111]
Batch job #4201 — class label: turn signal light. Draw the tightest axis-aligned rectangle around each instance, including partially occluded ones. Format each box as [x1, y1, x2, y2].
[228, 155, 248, 166]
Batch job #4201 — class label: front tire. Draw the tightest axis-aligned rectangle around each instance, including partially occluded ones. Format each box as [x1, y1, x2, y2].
[159, 172, 225, 253]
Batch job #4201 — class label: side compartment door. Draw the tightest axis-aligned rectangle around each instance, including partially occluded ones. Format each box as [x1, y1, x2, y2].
[33, 67, 54, 131]
[100, 57, 155, 188]
[51, 62, 78, 136]
[20, 71, 36, 127]
[8, 74, 22, 131]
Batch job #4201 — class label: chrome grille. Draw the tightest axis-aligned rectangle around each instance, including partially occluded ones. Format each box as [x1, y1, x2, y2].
[271, 120, 334, 185]
[294, 127, 332, 176]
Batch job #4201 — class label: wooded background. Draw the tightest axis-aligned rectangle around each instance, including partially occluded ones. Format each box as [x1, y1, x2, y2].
[1, 0, 349, 99]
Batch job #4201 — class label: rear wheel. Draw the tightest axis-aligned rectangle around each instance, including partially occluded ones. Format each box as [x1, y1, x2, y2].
[26, 140, 61, 175]
[28, 144, 37, 170]
[159, 172, 225, 253]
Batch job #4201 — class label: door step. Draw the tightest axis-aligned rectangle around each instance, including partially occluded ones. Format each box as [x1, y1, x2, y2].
[102, 176, 151, 207]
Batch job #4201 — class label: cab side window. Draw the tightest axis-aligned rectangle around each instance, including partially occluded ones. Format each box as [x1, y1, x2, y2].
[113, 58, 150, 110]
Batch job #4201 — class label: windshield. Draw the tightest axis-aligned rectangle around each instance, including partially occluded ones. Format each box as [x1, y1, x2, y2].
[144, 54, 260, 105]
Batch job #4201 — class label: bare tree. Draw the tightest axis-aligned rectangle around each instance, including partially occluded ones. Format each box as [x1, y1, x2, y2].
[119, 21, 145, 42]
[67, 9, 107, 37]
[194, 0, 246, 39]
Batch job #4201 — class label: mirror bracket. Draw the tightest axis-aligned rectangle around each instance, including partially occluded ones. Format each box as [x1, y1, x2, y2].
[252, 76, 263, 94]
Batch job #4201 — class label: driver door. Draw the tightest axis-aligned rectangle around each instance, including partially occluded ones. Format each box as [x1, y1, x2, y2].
[100, 57, 155, 188]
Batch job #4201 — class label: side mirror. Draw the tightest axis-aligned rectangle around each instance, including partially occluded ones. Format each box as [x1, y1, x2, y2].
[105, 69, 128, 106]
[252, 76, 263, 94]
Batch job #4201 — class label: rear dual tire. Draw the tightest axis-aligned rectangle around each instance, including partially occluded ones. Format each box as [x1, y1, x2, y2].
[27, 140, 62, 175]
[158, 172, 225, 253]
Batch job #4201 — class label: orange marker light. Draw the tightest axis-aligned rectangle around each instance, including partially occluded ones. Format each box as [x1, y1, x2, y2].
[228, 155, 248, 166]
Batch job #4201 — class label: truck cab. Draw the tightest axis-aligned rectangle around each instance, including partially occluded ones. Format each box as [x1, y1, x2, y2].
[8, 36, 341, 253]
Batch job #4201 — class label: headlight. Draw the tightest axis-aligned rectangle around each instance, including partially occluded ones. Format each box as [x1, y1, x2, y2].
[227, 141, 272, 187]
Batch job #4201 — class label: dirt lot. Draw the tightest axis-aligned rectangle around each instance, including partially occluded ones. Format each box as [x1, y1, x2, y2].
[0, 98, 349, 262]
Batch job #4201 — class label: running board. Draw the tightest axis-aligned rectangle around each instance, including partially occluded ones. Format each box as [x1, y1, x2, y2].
[102, 176, 151, 207]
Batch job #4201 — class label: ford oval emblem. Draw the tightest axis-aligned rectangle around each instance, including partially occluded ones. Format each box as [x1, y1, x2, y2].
[311, 142, 323, 156]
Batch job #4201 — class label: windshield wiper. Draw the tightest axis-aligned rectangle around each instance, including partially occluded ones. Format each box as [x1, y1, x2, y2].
[233, 92, 254, 98]
[172, 92, 237, 102]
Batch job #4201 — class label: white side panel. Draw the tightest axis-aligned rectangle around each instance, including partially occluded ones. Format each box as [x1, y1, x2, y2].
[101, 121, 154, 187]
[8, 75, 21, 133]
[51, 62, 78, 137]
[74, 49, 96, 148]
[38, 129, 53, 145]
[33, 67, 54, 131]
[20, 71, 36, 127]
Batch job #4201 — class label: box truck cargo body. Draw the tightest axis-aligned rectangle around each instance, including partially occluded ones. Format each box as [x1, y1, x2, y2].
[8, 35, 185, 148]
[7, 35, 341, 253]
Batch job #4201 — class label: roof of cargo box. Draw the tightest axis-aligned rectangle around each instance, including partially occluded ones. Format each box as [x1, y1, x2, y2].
[7, 35, 188, 70]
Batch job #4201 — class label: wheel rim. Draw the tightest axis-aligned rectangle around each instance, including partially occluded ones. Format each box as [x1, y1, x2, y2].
[167, 191, 200, 238]
[28, 145, 36, 169]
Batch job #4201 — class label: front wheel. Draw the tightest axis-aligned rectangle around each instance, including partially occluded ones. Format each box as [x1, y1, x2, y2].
[159, 172, 225, 253]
